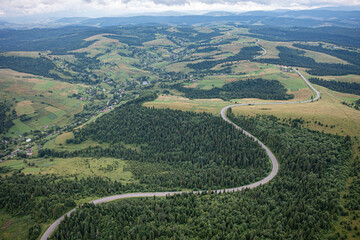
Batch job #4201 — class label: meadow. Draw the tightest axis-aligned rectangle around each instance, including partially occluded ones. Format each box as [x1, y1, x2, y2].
[0, 69, 84, 136]
[258, 40, 349, 64]
[0, 157, 135, 183]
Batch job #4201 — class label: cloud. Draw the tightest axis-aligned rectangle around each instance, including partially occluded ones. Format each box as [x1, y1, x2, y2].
[1, 0, 359, 18]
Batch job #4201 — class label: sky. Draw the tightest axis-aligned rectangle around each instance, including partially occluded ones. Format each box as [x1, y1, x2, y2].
[1, 0, 360, 20]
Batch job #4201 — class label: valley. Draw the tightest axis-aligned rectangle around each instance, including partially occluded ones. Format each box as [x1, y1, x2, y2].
[0, 14, 359, 240]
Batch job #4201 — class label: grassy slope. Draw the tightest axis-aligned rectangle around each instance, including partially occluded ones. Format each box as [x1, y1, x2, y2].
[258, 40, 349, 64]
[0, 69, 84, 136]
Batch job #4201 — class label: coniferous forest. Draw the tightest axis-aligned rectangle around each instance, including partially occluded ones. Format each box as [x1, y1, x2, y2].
[49, 113, 352, 240]
[309, 77, 360, 96]
[56, 94, 270, 190]
[172, 78, 294, 100]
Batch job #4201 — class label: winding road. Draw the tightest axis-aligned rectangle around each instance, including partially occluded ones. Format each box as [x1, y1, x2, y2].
[41, 68, 320, 240]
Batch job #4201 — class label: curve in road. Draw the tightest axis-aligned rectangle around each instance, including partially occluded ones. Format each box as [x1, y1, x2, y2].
[41, 67, 319, 240]
[254, 39, 267, 59]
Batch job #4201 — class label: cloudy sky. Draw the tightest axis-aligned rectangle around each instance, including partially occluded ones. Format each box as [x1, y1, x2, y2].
[1, 0, 359, 19]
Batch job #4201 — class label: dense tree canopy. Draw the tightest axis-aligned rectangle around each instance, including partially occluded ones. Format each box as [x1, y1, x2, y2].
[309, 77, 360, 96]
[54, 94, 270, 190]
[172, 78, 294, 100]
[50, 113, 352, 240]
[0, 100, 15, 134]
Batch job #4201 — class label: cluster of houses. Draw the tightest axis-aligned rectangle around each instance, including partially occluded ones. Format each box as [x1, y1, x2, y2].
[279, 65, 292, 72]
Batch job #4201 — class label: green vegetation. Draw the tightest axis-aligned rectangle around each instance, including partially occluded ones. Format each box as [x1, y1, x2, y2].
[0, 23, 359, 240]
[293, 43, 360, 67]
[44, 94, 270, 190]
[173, 78, 294, 100]
[249, 27, 360, 47]
[309, 77, 360, 96]
[50, 114, 352, 239]
[0, 55, 69, 81]
[0, 210, 38, 240]
[0, 100, 15, 134]
[256, 46, 360, 76]
[0, 157, 135, 182]
[144, 95, 230, 114]
[0, 172, 155, 240]
[0, 69, 84, 135]
[187, 46, 262, 70]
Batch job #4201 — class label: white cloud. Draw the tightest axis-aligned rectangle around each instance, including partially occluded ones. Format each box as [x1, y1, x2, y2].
[0, 0, 359, 18]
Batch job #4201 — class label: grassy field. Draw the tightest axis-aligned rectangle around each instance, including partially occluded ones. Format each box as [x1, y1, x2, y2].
[146, 65, 316, 113]
[305, 72, 360, 84]
[143, 38, 176, 46]
[0, 51, 44, 58]
[258, 40, 348, 64]
[144, 95, 231, 114]
[44, 135, 109, 151]
[0, 69, 85, 136]
[165, 62, 193, 73]
[231, 84, 360, 137]
[240, 63, 308, 91]
[0, 157, 135, 183]
[0, 210, 38, 240]
[184, 75, 240, 90]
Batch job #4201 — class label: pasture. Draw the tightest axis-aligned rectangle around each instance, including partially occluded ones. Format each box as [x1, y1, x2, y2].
[0, 69, 84, 136]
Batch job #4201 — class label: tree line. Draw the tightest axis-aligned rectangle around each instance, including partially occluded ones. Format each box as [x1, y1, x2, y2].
[43, 93, 270, 190]
[50, 113, 352, 240]
[172, 78, 294, 101]
[0, 100, 15, 134]
[248, 26, 360, 47]
[0, 55, 69, 80]
[309, 77, 360, 96]
[187, 46, 262, 70]
[293, 43, 360, 67]
[256, 46, 360, 76]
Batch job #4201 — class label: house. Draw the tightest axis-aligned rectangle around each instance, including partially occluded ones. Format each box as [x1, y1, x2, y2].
[26, 148, 33, 156]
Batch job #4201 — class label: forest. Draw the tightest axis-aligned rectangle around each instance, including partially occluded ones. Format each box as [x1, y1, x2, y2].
[187, 46, 262, 70]
[309, 77, 360, 96]
[0, 22, 358, 240]
[293, 43, 360, 67]
[49, 113, 352, 240]
[45, 93, 270, 190]
[0, 173, 152, 240]
[256, 46, 360, 76]
[172, 78, 294, 100]
[0, 100, 15, 134]
[248, 26, 360, 47]
[0, 55, 68, 80]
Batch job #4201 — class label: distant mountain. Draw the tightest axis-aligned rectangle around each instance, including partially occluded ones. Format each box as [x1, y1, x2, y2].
[1, 8, 360, 29]
[316, 5, 360, 11]
[243, 9, 360, 20]
[55, 17, 90, 24]
[241, 9, 360, 27]
[66, 15, 325, 28]
[202, 11, 237, 16]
